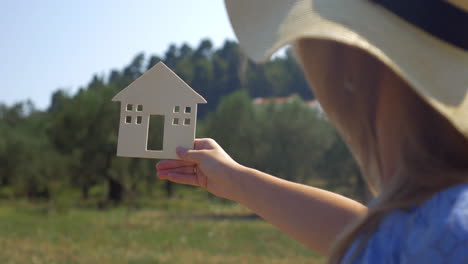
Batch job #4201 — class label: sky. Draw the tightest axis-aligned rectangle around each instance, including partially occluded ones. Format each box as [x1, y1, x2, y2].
[1, 0, 236, 109]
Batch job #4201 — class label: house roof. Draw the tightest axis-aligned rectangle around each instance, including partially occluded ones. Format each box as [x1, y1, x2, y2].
[112, 62, 207, 104]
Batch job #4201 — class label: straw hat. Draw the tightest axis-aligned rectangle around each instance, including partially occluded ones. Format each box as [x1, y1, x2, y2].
[224, 0, 468, 139]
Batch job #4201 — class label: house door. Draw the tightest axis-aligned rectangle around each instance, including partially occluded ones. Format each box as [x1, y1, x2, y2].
[147, 115, 165, 151]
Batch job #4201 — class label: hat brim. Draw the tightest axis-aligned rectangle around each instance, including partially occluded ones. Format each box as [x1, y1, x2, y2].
[225, 0, 468, 139]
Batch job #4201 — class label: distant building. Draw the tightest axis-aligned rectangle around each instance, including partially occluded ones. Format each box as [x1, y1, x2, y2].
[252, 94, 325, 117]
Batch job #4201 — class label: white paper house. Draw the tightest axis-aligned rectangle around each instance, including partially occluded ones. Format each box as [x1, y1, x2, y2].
[112, 62, 207, 160]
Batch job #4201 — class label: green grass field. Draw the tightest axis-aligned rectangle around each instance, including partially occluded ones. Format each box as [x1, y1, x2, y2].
[0, 197, 325, 264]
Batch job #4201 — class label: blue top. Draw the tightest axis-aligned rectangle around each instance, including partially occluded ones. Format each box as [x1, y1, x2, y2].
[342, 184, 468, 264]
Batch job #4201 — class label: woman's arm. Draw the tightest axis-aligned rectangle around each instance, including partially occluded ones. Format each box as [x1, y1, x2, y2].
[156, 138, 367, 256]
[233, 166, 367, 255]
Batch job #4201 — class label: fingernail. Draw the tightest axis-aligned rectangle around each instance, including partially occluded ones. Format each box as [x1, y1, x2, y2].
[176, 147, 188, 157]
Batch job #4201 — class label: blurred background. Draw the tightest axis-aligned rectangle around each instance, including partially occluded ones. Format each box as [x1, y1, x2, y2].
[0, 1, 367, 263]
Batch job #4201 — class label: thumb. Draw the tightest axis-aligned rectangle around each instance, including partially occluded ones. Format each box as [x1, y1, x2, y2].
[176, 147, 206, 163]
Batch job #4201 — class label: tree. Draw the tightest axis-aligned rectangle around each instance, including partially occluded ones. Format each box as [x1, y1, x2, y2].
[1, 39, 365, 205]
[318, 133, 369, 201]
[203, 92, 335, 184]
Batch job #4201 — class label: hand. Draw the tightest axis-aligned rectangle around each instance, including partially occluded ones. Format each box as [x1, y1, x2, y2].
[156, 138, 244, 201]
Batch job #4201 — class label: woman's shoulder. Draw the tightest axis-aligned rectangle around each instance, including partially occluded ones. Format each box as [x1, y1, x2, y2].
[415, 183, 468, 227]
[382, 183, 468, 230]
[347, 184, 468, 264]
[397, 183, 468, 263]
[374, 184, 468, 263]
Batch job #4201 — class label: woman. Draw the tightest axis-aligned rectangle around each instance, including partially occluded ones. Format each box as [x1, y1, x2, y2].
[157, 0, 468, 262]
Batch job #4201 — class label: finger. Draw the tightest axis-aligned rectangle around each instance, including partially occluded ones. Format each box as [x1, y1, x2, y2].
[194, 138, 216, 150]
[176, 147, 207, 163]
[158, 166, 195, 174]
[157, 171, 199, 187]
[156, 160, 195, 170]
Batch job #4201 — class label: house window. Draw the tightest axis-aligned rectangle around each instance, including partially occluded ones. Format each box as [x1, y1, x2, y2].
[184, 106, 191, 114]
[136, 116, 142, 124]
[136, 105, 143, 112]
[125, 116, 132, 124]
[126, 104, 133, 111]
[174, 106, 180, 113]
[173, 118, 179, 125]
[184, 118, 191, 125]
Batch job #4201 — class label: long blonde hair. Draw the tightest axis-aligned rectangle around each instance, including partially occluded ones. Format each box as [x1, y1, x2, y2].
[294, 39, 468, 264]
